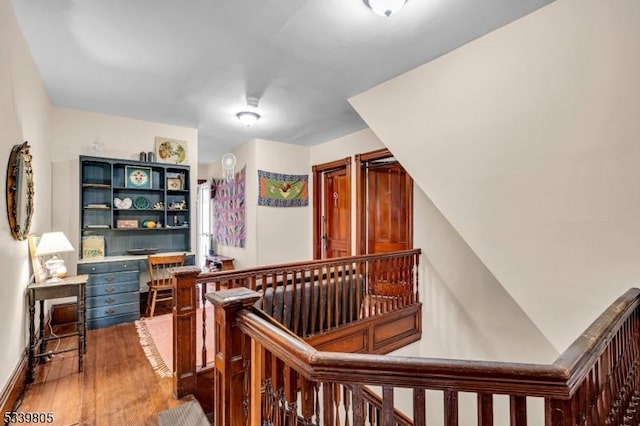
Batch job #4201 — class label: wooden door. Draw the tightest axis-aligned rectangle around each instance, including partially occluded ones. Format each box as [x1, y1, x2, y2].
[366, 163, 412, 254]
[323, 168, 350, 258]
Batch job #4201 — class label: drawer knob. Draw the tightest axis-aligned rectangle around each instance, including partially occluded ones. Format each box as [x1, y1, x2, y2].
[105, 297, 115, 304]
[105, 309, 116, 315]
[104, 287, 115, 294]
[105, 275, 114, 282]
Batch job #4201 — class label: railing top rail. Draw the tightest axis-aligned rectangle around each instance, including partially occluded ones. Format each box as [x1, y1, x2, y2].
[238, 309, 569, 398]
[195, 249, 421, 283]
[553, 287, 640, 390]
[237, 287, 640, 399]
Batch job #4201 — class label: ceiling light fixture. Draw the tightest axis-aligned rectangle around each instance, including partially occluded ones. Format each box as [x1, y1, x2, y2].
[363, 0, 407, 17]
[236, 111, 260, 127]
[236, 96, 261, 127]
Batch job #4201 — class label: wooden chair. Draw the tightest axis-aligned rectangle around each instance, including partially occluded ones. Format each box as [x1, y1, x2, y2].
[146, 253, 185, 317]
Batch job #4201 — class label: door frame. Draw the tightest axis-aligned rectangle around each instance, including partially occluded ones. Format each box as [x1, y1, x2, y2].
[355, 148, 413, 255]
[312, 157, 351, 259]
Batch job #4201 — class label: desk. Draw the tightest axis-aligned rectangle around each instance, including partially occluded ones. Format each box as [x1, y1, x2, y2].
[205, 255, 235, 271]
[27, 275, 88, 383]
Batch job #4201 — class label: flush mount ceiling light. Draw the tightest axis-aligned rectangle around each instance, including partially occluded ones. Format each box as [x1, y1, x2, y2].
[236, 96, 261, 127]
[236, 111, 260, 126]
[363, 0, 408, 17]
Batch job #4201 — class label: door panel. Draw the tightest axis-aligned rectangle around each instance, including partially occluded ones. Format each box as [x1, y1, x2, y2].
[324, 168, 350, 258]
[367, 164, 411, 254]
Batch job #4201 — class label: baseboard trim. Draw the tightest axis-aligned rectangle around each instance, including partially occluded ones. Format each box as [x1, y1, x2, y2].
[0, 351, 27, 414]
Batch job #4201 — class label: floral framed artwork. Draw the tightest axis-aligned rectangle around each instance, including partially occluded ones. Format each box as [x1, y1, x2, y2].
[155, 137, 188, 164]
[125, 166, 153, 189]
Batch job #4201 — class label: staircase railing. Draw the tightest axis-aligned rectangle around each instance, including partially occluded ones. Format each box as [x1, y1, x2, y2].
[209, 287, 640, 425]
[170, 249, 422, 399]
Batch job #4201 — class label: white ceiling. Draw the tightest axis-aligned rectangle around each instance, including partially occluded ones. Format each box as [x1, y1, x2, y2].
[11, 0, 553, 164]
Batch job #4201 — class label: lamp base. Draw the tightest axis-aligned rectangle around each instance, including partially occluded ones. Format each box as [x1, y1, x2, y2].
[44, 258, 66, 283]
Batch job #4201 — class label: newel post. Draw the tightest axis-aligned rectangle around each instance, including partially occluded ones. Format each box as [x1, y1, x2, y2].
[207, 287, 262, 426]
[171, 266, 201, 399]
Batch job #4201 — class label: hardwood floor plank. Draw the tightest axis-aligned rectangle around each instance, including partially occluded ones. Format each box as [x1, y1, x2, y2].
[13, 322, 192, 426]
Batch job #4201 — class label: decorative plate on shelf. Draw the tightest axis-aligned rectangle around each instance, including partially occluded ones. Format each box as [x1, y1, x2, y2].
[125, 166, 152, 189]
[126, 248, 160, 255]
[114, 197, 132, 209]
[133, 196, 150, 209]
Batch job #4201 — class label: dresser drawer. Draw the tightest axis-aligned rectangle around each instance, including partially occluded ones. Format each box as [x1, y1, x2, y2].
[86, 281, 139, 297]
[87, 301, 139, 320]
[109, 261, 138, 272]
[88, 270, 138, 286]
[87, 292, 139, 309]
[78, 263, 110, 274]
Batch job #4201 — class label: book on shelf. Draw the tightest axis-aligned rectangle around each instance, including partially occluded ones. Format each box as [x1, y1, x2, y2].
[86, 203, 109, 208]
[85, 224, 110, 228]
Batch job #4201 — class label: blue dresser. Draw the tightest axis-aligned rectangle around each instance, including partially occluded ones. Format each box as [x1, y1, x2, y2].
[77, 259, 140, 329]
[77, 254, 195, 329]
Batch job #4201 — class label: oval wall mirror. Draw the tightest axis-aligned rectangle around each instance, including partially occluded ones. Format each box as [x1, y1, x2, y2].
[6, 141, 34, 240]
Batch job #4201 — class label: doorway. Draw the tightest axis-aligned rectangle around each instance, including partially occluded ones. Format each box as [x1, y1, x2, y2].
[196, 181, 211, 268]
[312, 158, 351, 259]
[356, 149, 413, 255]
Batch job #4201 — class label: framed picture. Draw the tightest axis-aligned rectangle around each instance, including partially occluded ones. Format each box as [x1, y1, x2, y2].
[167, 177, 183, 190]
[82, 235, 105, 259]
[125, 166, 152, 189]
[28, 235, 48, 283]
[155, 137, 188, 164]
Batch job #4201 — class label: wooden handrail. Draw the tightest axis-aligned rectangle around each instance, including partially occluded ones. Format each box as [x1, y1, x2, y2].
[238, 309, 570, 397]
[197, 248, 421, 282]
[228, 287, 640, 424]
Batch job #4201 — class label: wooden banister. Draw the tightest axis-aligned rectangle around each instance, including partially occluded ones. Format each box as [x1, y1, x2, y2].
[222, 287, 640, 424]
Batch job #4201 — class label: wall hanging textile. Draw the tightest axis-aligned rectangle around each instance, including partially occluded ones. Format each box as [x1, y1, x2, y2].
[212, 167, 245, 247]
[257, 169, 308, 207]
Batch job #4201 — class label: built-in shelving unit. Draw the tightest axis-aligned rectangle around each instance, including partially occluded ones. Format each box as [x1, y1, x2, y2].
[79, 155, 191, 257]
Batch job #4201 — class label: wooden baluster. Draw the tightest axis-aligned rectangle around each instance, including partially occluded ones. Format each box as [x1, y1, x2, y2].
[323, 382, 335, 426]
[444, 390, 458, 426]
[381, 387, 394, 426]
[283, 365, 298, 426]
[510, 395, 527, 426]
[300, 269, 308, 336]
[200, 281, 207, 368]
[344, 385, 351, 426]
[545, 399, 573, 426]
[413, 388, 426, 426]
[352, 385, 366, 426]
[477, 393, 493, 426]
[300, 377, 316, 425]
[334, 383, 342, 426]
[333, 266, 339, 329]
[250, 340, 263, 425]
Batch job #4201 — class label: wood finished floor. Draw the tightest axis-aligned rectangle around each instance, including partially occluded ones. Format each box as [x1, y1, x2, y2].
[13, 315, 189, 426]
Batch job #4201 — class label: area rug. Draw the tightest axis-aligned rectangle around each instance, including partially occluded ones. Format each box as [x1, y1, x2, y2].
[135, 306, 215, 378]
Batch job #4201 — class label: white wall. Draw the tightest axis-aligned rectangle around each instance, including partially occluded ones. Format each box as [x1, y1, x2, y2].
[256, 140, 311, 265]
[211, 140, 258, 269]
[351, 0, 640, 352]
[313, 130, 556, 364]
[49, 107, 198, 273]
[0, 1, 52, 393]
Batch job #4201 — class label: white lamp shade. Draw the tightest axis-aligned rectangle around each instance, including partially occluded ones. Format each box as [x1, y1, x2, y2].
[364, 0, 407, 17]
[236, 111, 260, 126]
[35, 231, 75, 256]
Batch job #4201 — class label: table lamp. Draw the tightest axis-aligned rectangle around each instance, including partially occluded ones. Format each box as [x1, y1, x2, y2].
[35, 231, 75, 283]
